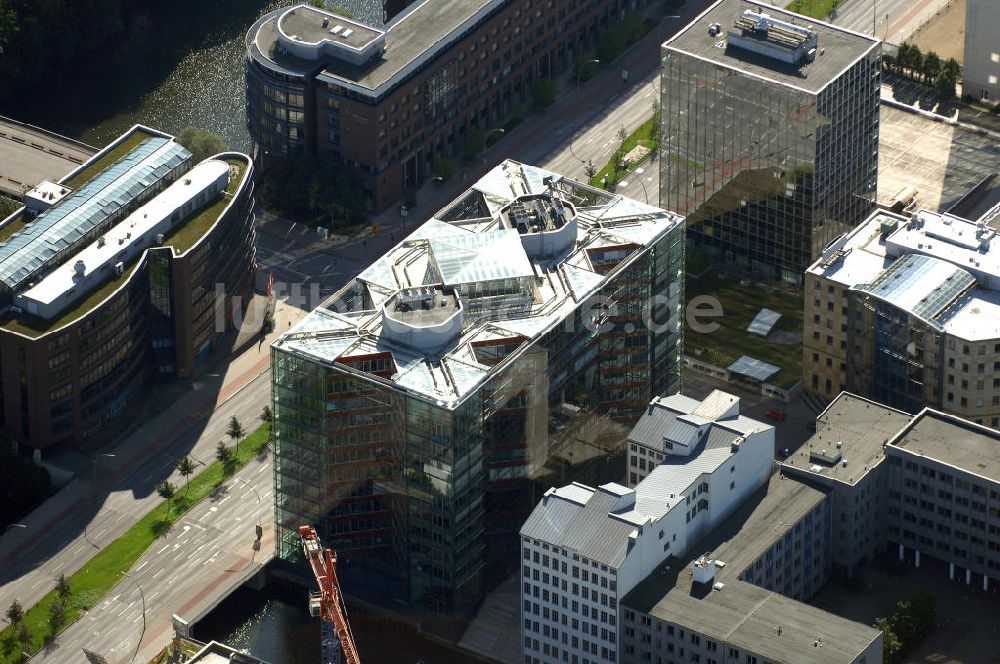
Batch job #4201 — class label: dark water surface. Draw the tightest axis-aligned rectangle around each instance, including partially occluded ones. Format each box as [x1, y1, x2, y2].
[194, 583, 475, 664]
[2, 0, 384, 151]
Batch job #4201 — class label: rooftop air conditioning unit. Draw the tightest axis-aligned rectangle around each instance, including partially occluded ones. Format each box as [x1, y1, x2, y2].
[156, 234, 165, 245]
[114, 262, 124, 276]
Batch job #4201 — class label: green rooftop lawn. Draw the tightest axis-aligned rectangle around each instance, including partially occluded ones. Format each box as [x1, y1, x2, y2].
[684, 271, 804, 389]
[0, 211, 29, 244]
[163, 158, 246, 255]
[62, 129, 158, 190]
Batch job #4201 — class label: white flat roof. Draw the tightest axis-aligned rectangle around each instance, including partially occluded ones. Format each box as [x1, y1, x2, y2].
[19, 160, 230, 315]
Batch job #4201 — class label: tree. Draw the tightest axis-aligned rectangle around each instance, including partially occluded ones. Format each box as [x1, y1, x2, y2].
[875, 616, 901, 664]
[529, 76, 557, 108]
[15, 623, 30, 649]
[585, 159, 597, 180]
[460, 128, 484, 161]
[935, 71, 956, 103]
[176, 456, 195, 493]
[921, 51, 941, 84]
[55, 573, 71, 602]
[216, 441, 234, 474]
[616, 125, 629, 146]
[942, 57, 961, 80]
[260, 405, 273, 424]
[5, 599, 23, 627]
[157, 480, 176, 515]
[227, 416, 245, 455]
[47, 600, 65, 632]
[175, 126, 226, 163]
[432, 156, 455, 181]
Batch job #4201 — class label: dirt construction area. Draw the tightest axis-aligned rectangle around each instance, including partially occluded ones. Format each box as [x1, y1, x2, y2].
[909, 0, 965, 64]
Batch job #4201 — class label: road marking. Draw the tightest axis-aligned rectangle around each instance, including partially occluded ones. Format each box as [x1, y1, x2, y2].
[134, 561, 148, 573]
[219, 495, 231, 504]
[152, 568, 165, 579]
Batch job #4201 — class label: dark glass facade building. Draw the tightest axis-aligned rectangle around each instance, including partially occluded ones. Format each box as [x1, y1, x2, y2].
[660, 0, 880, 284]
[270, 161, 685, 617]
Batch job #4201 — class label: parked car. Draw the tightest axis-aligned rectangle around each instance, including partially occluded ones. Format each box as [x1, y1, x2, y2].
[765, 409, 786, 422]
[778, 447, 791, 458]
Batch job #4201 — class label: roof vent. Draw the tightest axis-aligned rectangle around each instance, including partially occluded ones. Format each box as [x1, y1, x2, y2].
[322, 17, 329, 27]
[114, 262, 124, 276]
[73, 260, 86, 276]
[97, 236, 106, 248]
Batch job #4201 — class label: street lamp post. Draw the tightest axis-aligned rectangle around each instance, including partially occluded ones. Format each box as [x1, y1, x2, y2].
[120, 571, 145, 663]
[576, 59, 600, 91]
[635, 176, 650, 205]
[481, 127, 506, 167]
[234, 476, 262, 528]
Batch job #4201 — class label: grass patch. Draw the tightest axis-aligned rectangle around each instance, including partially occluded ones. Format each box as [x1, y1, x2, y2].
[163, 158, 246, 255]
[590, 114, 659, 190]
[0, 211, 29, 244]
[786, 0, 843, 19]
[685, 272, 803, 389]
[62, 130, 157, 190]
[0, 424, 271, 663]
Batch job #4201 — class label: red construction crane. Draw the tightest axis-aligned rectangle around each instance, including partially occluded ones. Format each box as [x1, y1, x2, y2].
[299, 525, 361, 664]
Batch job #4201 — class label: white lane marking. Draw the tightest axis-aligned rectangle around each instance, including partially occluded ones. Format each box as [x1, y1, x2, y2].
[156, 544, 169, 555]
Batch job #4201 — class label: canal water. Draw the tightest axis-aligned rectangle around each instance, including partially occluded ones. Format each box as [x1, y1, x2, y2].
[1, 0, 384, 152]
[193, 583, 480, 664]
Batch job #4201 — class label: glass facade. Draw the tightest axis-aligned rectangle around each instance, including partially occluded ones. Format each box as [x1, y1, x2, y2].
[271, 193, 685, 617]
[660, 43, 879, 284]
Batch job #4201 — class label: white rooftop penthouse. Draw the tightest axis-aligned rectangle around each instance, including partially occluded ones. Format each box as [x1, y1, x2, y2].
[521, 390, 774, 596]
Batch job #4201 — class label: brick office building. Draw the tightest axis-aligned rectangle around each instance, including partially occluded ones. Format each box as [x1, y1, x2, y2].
[246, 0, 647, 212]
[0, 126, 257, 453]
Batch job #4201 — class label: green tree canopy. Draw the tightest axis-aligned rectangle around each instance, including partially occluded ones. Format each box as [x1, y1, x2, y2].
[175, 126, 226, 163]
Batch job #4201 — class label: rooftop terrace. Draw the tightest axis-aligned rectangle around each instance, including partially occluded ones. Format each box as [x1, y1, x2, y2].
[665, 0, 879, 94]
[274, 160, 683, 406]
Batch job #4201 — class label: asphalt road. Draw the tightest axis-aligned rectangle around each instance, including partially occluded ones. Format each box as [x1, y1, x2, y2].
[825, 0, 951, 43]
[0, 374, 273, 618]
[37, 454, 274, 664]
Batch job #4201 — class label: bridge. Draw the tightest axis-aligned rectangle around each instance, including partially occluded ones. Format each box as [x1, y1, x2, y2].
[0, 115, 96, 200]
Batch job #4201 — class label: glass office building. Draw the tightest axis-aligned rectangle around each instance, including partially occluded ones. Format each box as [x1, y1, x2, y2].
[271, 161, 685, 617]
[660, 0, 880, 284]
